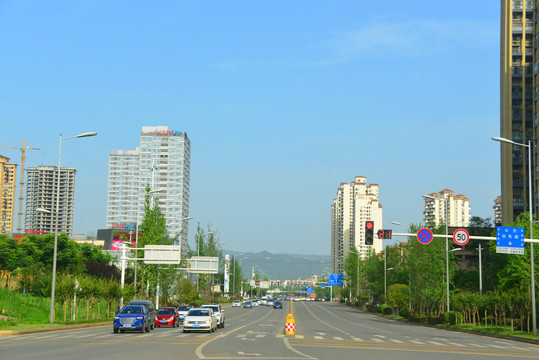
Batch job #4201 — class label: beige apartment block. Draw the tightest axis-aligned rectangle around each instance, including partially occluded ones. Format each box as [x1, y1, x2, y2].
[423, 189, 470, 228]
[0, 155, 17, 234]
[331, 176, 383, 274]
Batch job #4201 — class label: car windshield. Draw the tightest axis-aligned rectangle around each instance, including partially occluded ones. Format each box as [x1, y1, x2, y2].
[157, 308, 175, 315]
[188, 309, 210, 317]
[203, 306, 219, 312]
[120, 306, 143, 314]
[177, 306, 191, 311]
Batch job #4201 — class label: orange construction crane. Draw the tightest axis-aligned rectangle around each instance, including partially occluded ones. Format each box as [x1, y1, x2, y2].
[0, 140, 40, 233]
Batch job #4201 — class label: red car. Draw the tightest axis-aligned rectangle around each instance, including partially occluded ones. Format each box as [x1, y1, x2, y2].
[155, 307, 180, 327]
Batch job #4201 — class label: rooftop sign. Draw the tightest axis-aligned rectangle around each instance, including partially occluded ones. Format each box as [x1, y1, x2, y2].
[156, 130, 182, 136]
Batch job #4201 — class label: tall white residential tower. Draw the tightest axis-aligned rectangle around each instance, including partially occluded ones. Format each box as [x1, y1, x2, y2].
[331, 176, 383, 274]
[106, 126, 191, 250]
[423, 189, 470, 228]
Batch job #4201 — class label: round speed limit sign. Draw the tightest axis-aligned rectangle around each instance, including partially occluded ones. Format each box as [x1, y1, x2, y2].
[453, 229, 470, 246]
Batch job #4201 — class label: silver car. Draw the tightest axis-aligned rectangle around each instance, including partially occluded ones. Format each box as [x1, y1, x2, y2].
[183, 308, 216, 333]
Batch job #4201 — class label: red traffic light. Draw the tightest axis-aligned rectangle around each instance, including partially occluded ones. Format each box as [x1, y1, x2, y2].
[366, 221, 374, 229]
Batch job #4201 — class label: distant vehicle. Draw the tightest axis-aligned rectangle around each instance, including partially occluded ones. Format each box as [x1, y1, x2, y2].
[243, 301, 252, 308]
[155, 307, 179, 327]
[183, 308, 216, 333]
[232, 300, 241, 307]
[128, 300, 156, 330]
[293, 297, 299, 302]
[113, 305, 151, 333]
[266, 298, 275, 307]
[201, 304, 225, 328]
[251, 300, 259, 307]
[273, 301, 283, 309]
[260, 296, 267, 305]
[176, 305, 192, 323]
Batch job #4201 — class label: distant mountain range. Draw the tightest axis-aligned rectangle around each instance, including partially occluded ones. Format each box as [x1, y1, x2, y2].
[223, 250, 330, 280]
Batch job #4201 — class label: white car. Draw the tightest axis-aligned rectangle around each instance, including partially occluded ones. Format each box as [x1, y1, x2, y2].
[232, 300, 241, 307]
[251, 300, 259, 307]
[183, 308, 216, 333]
[201, 304, 225, 329]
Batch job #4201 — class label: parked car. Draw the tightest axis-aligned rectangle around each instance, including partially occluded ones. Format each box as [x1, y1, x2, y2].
[128, 300, 156, 330]
[176, 305, 192, 323]
[243, 301, 252, 308]
[183, 308, 216, 333]
[232, 300, 241, 307]
[155, 307, 180, 327]
[273, 301, 283, 309]
[201, 304, 225, 328]
[113, 305, 151, 333]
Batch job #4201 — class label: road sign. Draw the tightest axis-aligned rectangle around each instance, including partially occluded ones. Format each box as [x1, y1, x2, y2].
[496, 226, 525, 255]
[321, 284, 326, 288]
[417, 228, 433, 245]
[327, 273, 344, 286]
[144, 245, 182, 264]
[453, 228, 470, 246]
[377, 229, 392, 239]
[187, 256, 219, 273]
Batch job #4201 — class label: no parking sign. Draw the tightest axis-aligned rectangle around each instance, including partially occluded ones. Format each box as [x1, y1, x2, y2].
[417, 228, 433, 245]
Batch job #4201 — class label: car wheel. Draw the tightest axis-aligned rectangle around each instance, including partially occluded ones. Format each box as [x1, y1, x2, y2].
[183, 329, 188, 333]
[113, 328, 118, 333]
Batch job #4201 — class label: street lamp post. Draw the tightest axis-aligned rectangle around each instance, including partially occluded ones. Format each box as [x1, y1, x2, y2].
[50, 132, 97, 323]
[392, 221, 412, 311]
[492, 136, 536, 335]
[423, 194, 452, 312]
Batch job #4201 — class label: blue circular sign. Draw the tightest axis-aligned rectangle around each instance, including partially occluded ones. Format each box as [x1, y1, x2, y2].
[417, 228, 433, 245]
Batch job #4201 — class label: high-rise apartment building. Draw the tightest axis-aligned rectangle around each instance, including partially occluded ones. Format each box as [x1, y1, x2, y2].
[331, 176, 383, 274]
[24, 165, 77, 236]
[106, 126, 191, 251]
[423, 189, 470, 228]
[0, 155, 17, 234]
[494, 196, 502, 226]
[499, 0, 537, 225]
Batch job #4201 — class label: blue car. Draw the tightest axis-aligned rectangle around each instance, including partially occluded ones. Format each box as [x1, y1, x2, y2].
[113, 305, 151, 333]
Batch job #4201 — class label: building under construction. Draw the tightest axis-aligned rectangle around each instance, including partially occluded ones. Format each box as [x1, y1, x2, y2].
[24, 165, 77, 236]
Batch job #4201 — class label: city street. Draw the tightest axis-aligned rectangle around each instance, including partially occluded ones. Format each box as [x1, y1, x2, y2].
[1, 301, 537, 359]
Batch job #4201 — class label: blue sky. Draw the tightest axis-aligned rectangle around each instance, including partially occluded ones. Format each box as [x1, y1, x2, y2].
[0, 1, 500, 255]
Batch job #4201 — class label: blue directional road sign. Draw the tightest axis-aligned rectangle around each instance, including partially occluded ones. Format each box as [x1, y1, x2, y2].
[307, 287, 313, 294]
[496, 226, 525, 255]
[321, 284, 326, 288]
[327, 273, 344, 286]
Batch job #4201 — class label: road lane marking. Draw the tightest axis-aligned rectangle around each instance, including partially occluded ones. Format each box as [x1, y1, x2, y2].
[314, 336, 323, 340]
[410, 340, 424, 344]
[352, 337, 363, 341]
[372, 338, 384, 342]
[428, 341, 445, 345]
[294, 335, 304, 339]
[390, 339, 404, 343]
[333, 337, 343, 341]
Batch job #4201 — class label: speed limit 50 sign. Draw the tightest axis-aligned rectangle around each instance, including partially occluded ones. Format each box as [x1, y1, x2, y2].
[452, 229, 469, 246]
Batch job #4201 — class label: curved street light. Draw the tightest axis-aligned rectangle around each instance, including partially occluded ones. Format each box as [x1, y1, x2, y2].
[50, 131, 97, 323]
[492, 136, 536, 336]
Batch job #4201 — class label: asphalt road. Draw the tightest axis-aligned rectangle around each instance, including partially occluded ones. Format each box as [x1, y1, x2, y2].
[1, 301, 537, 360]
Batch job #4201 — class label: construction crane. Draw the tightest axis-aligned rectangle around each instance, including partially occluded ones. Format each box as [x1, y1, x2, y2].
[0, 140, 39, 233]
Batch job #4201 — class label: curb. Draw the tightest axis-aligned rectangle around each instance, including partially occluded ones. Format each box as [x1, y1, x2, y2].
[0, 322, 110, 336]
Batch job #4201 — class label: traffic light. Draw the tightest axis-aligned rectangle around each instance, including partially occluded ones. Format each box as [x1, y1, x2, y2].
[365, 221, 374, 245]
